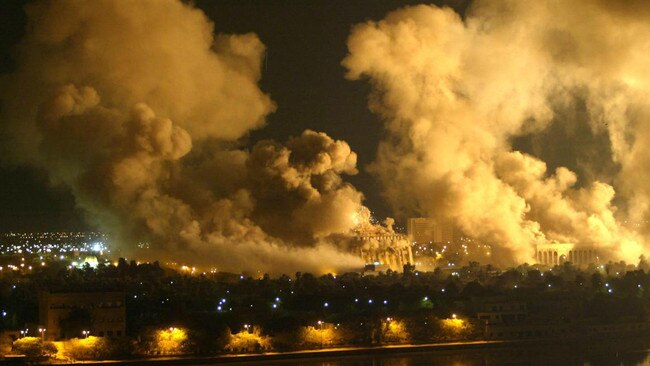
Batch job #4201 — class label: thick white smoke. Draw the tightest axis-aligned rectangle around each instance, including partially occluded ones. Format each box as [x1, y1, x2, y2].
[0, 0, 380, 274]
[343, 0, 649, 264]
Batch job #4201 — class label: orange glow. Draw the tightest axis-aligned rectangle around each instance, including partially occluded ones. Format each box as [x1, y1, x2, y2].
[300, 323, 340, 348]
[226, 327, 272, 353]
[438, 316, 472, 340]
[382, 318, 409, 343]
[156, 327, 187, 354]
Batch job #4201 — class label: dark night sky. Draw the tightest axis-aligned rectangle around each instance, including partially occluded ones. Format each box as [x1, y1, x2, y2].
[0, 0, 468, 232]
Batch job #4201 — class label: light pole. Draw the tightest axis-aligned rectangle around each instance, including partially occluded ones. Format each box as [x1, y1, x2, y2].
[82, 330, 89, 338]
[317, 320, 323, 348]
[38, 328, 46, 341]
[243, 324, 252, 352]
[382, 317, 393, 343]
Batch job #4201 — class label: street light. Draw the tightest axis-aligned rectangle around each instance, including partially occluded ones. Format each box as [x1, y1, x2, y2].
[379, 317, 393, 345]
[243, 324, 250, 333]
[82, 330, 90, 338]
[38, 328, 46, 341]
[317, 320, 323, 348]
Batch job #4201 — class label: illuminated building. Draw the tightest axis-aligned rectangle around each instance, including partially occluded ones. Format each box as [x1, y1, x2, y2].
[474, 298, 527, 324]
[356, 233, 414, 271]
[407, 218, 456, 244]
[39, 291, 125, 340]
[535, 243, 598, 267]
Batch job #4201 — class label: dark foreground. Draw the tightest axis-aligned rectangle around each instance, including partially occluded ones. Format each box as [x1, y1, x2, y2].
[22, 336, 650, 366]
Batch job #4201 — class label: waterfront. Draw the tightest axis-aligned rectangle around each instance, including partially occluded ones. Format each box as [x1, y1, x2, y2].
[56, 338, 650, 366]
[212, 339, 650, 366]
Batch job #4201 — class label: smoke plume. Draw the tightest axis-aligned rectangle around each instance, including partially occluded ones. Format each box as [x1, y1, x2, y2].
[343, 0, 650, 264]
[0, 0, 376, 274]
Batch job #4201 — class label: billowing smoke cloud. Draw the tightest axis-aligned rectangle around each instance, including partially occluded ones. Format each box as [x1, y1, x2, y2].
[0, 0, 377, 274]
[343, 0, 650, 264]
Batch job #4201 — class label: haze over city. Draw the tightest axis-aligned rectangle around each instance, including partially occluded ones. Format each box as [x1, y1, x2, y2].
[2, 0, 650, 274]
[7, 1, 650, 365]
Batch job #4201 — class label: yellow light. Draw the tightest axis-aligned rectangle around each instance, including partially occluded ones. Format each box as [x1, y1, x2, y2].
[382, 318, 409, 343]
[78, 335, 100, 347]
[441, 317, 467, 332]
[156, 327, 187, 355]
[226, 327, 272, 352]
[350, 212, 360, 226]
[299, 323, 339, 348]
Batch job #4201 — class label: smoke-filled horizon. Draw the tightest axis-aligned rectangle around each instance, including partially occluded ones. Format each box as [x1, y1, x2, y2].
[1, 0, 649, 271]
[0, 0, 407, 274]
[343, 0, 650, 264]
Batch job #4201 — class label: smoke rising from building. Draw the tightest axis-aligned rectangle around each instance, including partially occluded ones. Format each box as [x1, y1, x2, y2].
[343, 0, 650, 264]
[4, 0, 650, 272]
[0, 0, 380, 274]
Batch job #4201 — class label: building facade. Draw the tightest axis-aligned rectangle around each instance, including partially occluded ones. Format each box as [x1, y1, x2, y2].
[407, 218, 456, 244]
[475, 299, 527, 324]
[357, 234, 414, 271]
[535, 243, 598, 267]
[39, 291, 126, 340]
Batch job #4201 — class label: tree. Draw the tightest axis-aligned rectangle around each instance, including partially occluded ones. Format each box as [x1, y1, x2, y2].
[12, 337, 51, 357]
[60, 308, 91, 339]
[381, 318, 409, 344]
[639, 255, 649, 272]
[591, 272, 604, 289]
[403, 263, 416, 277]
[63, 337, 110, 360]
[225, 327, 272, 353]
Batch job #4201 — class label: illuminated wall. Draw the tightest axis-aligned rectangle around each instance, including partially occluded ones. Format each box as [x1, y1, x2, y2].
[38, 291, 126, 340]
[357, 234, 414, 271]
[535, 243, 598, 267]
[407, 218, 457, 244]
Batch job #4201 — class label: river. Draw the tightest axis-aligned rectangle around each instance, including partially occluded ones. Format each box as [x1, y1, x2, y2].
[225, 337, 650, 366]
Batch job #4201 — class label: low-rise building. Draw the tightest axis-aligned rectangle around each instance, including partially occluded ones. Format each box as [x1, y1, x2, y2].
[39, 290, 125, 340]
[473, 297, 527, 324]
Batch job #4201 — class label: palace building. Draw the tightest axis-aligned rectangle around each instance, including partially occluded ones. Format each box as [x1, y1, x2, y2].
[535, 243, 598, 267]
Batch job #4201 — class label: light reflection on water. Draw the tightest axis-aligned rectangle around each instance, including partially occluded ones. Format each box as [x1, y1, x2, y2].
[221, 337, 650, 366]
